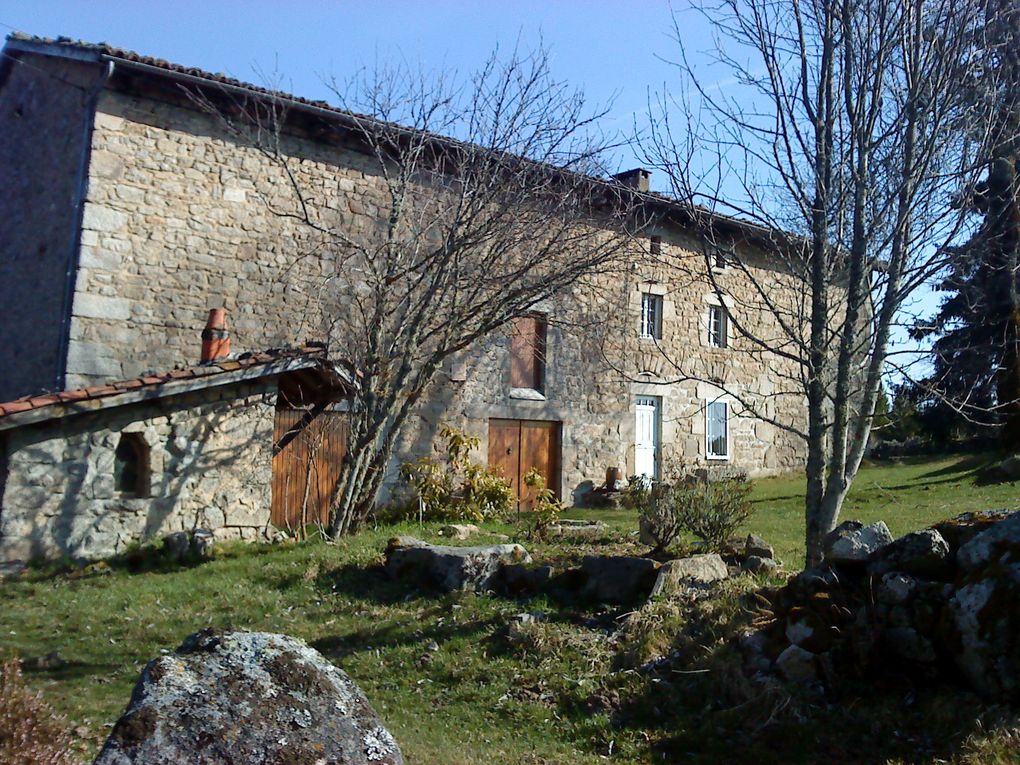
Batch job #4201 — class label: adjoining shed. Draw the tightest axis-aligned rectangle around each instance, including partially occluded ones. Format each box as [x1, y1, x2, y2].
[0, 343, 352, 566]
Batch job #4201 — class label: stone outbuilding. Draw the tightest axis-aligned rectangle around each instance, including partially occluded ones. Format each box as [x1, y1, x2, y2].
[0, 341, 352, 565]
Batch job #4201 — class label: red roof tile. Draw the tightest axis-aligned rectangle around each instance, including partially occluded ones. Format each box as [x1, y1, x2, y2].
[0, 346, 329, 422]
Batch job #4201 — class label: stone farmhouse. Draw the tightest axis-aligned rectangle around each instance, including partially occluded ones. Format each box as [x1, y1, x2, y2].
[0, 36, 808, 563]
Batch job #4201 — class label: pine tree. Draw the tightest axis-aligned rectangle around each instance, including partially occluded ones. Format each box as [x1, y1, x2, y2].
[917, 0, 1020, 448]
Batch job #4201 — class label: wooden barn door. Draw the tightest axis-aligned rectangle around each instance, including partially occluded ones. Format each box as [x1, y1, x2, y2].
[487, 419, 561, 510]
[271, 409, 348, 533]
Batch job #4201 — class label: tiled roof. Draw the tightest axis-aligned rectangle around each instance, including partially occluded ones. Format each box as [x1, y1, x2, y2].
[0, 345, 328, 419]
[5, 33, 368, 121]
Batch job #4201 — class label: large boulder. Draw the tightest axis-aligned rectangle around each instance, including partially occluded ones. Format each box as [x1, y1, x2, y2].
[932, 510, 1014, 557]
[866, 528, 951, 579]
[648, 554, 729, 599]
[947, 563, 1020, 698]
[581, 555, 661, 604]
[385, 537, 530, 592]
[956, 511, 1020, 571]
[823, 520, 893, 564]
[944, 512, 1020, 698]
[93, 630, 401, 765]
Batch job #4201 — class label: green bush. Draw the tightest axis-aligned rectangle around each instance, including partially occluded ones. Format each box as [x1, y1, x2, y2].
[0, 660, 75, 765]
[629, 467, 754, 553]
[399, 425, 515, 522]
[518, 468, 562, 540]
[674, 474, 754, 551]
[636, 482, 683, 553]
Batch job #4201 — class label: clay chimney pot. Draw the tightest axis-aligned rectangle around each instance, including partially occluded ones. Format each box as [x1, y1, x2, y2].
[201, 308, 231, 363]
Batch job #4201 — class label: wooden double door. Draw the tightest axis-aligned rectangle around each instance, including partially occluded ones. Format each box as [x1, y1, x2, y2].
[488, 418, 561, 509]
[271, 408, 348, 532]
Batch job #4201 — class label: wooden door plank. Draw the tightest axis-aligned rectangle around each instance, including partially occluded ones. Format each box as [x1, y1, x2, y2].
[487, 419, 521, 500]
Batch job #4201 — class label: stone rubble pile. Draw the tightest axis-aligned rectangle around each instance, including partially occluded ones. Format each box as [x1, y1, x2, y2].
[740, 510, 1020, 699]
[383, 535, 772, 604]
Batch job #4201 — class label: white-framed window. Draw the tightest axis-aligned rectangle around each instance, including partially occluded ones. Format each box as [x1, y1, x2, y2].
[706, 400, 729, 459]
[640, 293, 663, 339]
[708, 304, 728, 348]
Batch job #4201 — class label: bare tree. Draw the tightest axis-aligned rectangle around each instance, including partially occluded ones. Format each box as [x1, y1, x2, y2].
[643, 0, 1002, 564]
[194, 46, 644, 536]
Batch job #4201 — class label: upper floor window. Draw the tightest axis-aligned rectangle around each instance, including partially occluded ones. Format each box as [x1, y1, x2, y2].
[640, 293, 663, 339]
[650, 236, 662, 256]
[114, 433, 150, 497]
[711, 248, 730, 271]
[511, 315, 547, 394]
[708, 305, 728, 348]
[706, 401, 729, 459]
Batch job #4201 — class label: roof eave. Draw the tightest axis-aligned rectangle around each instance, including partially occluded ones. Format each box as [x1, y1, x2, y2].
[0, 355, 342, 432]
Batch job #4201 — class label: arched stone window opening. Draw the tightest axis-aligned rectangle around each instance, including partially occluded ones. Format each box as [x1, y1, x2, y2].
[115, 433, 150, 498]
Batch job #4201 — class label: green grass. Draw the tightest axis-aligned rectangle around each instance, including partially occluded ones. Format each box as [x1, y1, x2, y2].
[2, 454, 1019, 764]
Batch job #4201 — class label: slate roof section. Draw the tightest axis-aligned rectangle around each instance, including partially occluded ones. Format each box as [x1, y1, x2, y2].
[2, 33, 792, 252]
[0, 346, 352, 429]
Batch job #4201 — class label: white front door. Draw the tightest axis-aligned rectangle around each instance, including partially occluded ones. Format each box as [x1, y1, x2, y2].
[634, 396, 660, 479]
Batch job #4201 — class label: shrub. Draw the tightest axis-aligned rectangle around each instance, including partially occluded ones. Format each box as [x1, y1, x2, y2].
[636, 482, 683, 553]
[518, 468, 562, 540]
[0, 660, 75, 765]
[630, 465, 754, 553]
[399, 425, 515, 522]
[674, 474, 754, 551]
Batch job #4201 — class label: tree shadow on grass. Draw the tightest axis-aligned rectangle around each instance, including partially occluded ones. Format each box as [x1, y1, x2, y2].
[916, 454, 995, 480]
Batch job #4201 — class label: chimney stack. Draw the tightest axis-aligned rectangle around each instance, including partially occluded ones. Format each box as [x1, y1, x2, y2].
[612, 168, 651, 193]
[201, 308, 231, 363]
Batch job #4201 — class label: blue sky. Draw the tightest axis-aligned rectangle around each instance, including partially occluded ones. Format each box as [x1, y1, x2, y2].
[0, 1, 946, 368]
[0, 1, 724, 186]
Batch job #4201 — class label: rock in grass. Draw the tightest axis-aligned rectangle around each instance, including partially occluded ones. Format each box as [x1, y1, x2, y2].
[93, 629, 402, 765]
[823, 520, 893, 564]
[744, 534, 774, 560]
[647, 554, 729, 599]
[385, 537, 530, 592]
[581, 555, 661, 604]
[742, 555, 778, 575]
[439, 524, 480, 540]
[775, 644, 818, 684]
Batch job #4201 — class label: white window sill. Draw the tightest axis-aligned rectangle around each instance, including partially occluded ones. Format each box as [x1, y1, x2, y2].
[509, 387, 546, 401]
[706, 454, 730, 461]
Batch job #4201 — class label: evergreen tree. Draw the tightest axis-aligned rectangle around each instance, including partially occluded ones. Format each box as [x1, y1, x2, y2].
[917, 0, 1020, 447]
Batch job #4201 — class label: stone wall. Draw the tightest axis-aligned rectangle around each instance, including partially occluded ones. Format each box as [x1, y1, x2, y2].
[50, 78, 808, 499]
[0, 380, 275, 563]
[0, 54, 105, 400]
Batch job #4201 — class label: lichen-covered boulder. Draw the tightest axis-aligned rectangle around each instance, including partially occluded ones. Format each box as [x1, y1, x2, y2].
[945, 512, 1020, 698]
[867, 528, 951, 579]
[648, 554, 729, 599]
[385, 537, 530, 593]
[956, 511, 1020, 571]
[932, 509, 1014, 557]
[823, 520, 893, 564]
[93, 629, 402, 765]
[947, 564, 1020, 698]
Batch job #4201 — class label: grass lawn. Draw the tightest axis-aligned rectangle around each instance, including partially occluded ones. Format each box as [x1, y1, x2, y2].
[2, 453, 1019, 764]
